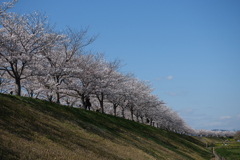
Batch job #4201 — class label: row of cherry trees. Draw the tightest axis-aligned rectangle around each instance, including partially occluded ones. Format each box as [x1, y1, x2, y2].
[0, 1, 235, 137]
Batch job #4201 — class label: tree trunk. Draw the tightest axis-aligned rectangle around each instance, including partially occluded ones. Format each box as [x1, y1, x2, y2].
[56, 91, 60, 104]
[48, 95, 53, 102]
[98, 92, 104, 113]
[113, 104, 117, 116]
[136, 113, 139, 122]
[80, 94, 86, 109]
[150, 118, 153, 126]
[29, 90, 34, 98]
[130, 107, 134, 121]
[140, 116, 144, 123]
[15, 77, 21, 96]
[100, 99, 104, 113]
[121, 107, 125, 119]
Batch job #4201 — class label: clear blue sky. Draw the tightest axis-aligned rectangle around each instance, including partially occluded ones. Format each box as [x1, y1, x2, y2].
[7, 0, 240, 131]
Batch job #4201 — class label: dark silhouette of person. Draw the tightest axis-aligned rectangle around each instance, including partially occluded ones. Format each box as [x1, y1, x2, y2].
[146, 118, 150, 123]
[85, 96, 91, 110]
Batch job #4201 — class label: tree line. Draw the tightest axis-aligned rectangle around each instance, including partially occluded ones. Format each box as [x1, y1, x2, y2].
[0, 0, 235, 137]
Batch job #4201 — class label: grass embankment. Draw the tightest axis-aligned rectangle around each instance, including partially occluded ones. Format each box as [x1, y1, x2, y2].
[0, 93, 212, 159]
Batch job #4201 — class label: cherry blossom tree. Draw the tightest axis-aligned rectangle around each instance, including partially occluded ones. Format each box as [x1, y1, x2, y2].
[0, 70, 14, 93]
[21, 75, 44, 98]
[63, 53, 104, 109]
[106, 73, 132, 116]
[135, 94, 161, 123]
[123, 78, 153, 121]
[0, 11, 60, 96]
[91, 59, 122, 113]
[35, 27, 96, 103]
[0, 0, 17, 16]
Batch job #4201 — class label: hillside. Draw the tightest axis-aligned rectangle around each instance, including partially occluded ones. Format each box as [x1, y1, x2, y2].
[0, 93, 213, 160]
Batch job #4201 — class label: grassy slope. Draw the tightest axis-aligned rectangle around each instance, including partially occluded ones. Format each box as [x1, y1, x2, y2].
[0, 93, 212, 160]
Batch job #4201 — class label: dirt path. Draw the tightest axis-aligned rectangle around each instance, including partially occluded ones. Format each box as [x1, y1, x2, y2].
[212, 147, 226, 160]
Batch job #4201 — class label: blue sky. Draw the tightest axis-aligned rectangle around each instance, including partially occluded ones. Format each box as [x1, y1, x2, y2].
[7, 0, 240, 131]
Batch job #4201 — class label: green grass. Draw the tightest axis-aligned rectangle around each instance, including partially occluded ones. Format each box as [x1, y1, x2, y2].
[0, 93, 213, 159]
[215, 147, 240, 160]
[204, 137, 240, 159]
